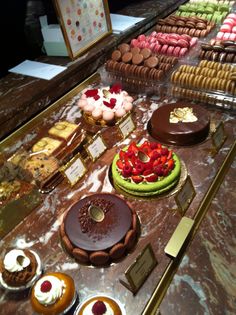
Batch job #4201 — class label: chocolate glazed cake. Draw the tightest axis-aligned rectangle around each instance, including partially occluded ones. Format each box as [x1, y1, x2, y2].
[60, 193, 138, 266]
[149, 102, 210, 146]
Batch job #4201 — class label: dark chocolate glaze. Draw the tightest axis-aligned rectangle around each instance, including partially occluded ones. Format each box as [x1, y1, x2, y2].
[149, 103, 210, 146]
[64, 193, 132, 251]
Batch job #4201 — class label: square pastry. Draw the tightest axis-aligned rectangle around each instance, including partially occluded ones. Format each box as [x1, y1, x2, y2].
[48, 121, 78, 141]
[32, 137, 62, 156]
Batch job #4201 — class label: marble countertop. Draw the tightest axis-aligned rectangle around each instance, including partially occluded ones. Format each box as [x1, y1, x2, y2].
[0, 0, 186, 141]
[0, 74, 235, 314]
[159, 155, 236, 315]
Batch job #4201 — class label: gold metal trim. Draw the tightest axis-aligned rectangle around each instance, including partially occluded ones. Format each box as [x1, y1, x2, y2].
[142, 140, 236, 315]
[0, 72, 100, 152]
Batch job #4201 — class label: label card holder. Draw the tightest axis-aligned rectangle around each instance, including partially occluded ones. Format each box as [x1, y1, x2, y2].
[175, 175, 196, 215]
[211, 121, 226, 153]
[116, 113, 136, 139]
[120, 244, 157, 294]
[59, 152, 87, 186]
[84, 132, 107, 162]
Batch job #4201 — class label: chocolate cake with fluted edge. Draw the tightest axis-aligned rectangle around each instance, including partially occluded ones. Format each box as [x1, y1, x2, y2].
[60, 193, 138, 266]
[149, 102, 210, 146]
[112, 141, 181, 196]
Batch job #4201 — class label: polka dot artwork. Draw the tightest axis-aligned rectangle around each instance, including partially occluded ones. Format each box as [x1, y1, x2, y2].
[55, 0, 111, 58]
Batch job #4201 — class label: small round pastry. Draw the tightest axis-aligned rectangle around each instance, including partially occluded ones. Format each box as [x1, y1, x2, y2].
[115, 108, 126, 118]
[0, 248, 42, 291]
[31, 272, 76, 315]
[92, 108, 103, 120]
[74, 295, 125, 315]
[103, 110, 115, 122]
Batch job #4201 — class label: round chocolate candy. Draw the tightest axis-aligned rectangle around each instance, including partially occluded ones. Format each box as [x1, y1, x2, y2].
[132, 53, 144, 65]
[122, 52, 133, 63]
[111, 50, 122, 61]
[145, 56, 159, 68]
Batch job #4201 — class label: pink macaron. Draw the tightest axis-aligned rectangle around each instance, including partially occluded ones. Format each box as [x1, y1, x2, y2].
[229, 33, 236, 40]
[138, 34, 146, 41]
[220, 24, 232, 32]
[190, 37, 198, 47]
[180, 34, 191, 42]
[154, 43, 161, 53]
[232, 26, 236, 33]
[167, 46, 175, 55]
[177, 39, 189, 48]
[131, 39, 139, 47]
[160, 44, 169, 54]
[179, 47, 188, 57]
[223, 18, 235, 26]
[169, 33, 180, 40]
[173, 46, 181, 57]
[216, 32, 224, 40]
[223, 32, 231, 40]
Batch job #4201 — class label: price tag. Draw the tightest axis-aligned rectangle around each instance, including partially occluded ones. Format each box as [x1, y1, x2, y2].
[85, 133, 107, 162]
[211, 121, 226, 152]
[120, 244, 157, 294]
[117, 113, 135, 139]
[60, 153, 87, 186]
[175, 175, 196, 215]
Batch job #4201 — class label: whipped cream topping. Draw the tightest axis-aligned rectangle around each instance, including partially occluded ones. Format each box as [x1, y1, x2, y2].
[4, 249, 30, 272]
[34, 275, 65, 306]
[82, 300, 114, 315]
[169, 107, 198, 123]
[85, 87, 129, 112]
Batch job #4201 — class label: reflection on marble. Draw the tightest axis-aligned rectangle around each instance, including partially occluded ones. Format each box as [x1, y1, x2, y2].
[160, 158, 236, 315]
[0, 85, 235, 315]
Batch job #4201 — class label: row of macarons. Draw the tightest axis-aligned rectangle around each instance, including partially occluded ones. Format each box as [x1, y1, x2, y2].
[0, 248, 124, 315]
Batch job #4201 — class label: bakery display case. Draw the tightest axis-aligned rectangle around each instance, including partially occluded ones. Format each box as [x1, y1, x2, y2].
[0, 70, 235, 314]
[0, 1, 236, 314]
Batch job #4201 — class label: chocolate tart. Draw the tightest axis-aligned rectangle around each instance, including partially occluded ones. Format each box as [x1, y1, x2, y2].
[60, 193, 138, 266]
[149, 102, 210, 146]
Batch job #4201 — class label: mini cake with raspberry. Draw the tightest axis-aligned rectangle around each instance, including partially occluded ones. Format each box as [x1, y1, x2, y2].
[77, 84, 133, 126]
[112, 141, 181, 196]
[74, 295, 124, 315]
[0, 248, 42, 289]
[31, 272, 76, 315]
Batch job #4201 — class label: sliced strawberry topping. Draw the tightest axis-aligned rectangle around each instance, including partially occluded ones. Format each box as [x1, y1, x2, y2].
[116, 159, 124, 170]
[40, 280, 52, 293]
[119, 150, 126, 160]
[109, 83, 122, 94]
[128, 142, 139, 153]
[92, 300, 107, 315]
[132, 175, 143, 183]
[143, 169, 153, 176]
[85, 89, 99, 98]
[93, 94, 100, 101]
[146, 174, 158, 182]
[161, 148, 169, 156]
[167, 159, 174, 170]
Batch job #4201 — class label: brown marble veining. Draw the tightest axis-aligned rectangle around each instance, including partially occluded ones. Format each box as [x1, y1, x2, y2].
[0, 0, 186, 141]
[0, 81, 235, 314]
[159, 156, 236, 315]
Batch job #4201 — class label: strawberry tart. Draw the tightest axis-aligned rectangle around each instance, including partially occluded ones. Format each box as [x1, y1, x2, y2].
[77, 84, 133, 126]
[112, 141, 181, 196]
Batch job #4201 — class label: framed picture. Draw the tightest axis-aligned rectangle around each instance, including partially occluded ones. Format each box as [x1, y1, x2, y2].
[53, 0, 112, 59]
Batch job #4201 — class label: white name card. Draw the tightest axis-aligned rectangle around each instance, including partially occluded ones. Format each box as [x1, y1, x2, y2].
[85, 133, 107, 161]
[117, 114, 135, 139]
[211, 121, 226, 152]
[60, 153, 87, 186]
[175, 175, 196, 215]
